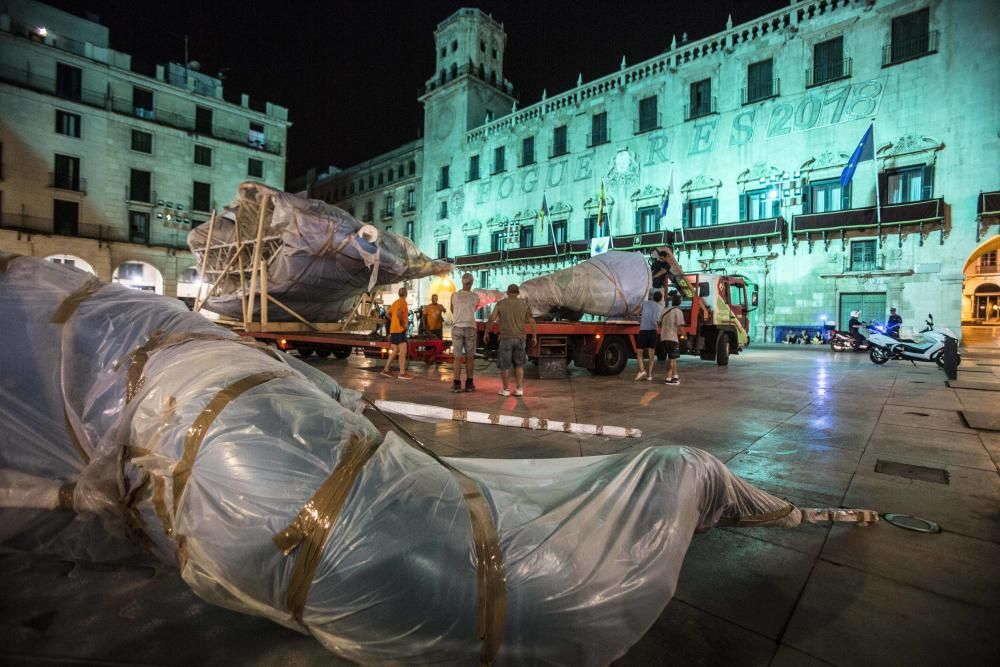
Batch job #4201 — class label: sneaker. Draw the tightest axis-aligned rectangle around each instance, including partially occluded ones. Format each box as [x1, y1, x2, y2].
[498, 388, 511, 397]
[634, 371, 647, 381]
[646, 374, 654, 382]
[452, 381, 462, 393]
[672, 376, 680, 382]
[664, 378, 680, 386]
[513, 387, 524, 397]
[464, 379, 476, 392]
[398, 373, 414, 380]
[380, 370, 393, 378]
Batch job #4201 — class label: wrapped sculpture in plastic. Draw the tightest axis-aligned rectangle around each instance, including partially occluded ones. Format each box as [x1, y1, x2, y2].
[476, 250, 651, 319]
[0, 254, 874, 665]
[187, 182, 452, 322]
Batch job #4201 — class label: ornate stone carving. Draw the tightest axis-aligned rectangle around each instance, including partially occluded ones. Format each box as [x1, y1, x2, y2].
[736, 162, 782, 184]
[680, 175, 722, 194]
[433, 224, 451, 238]
[513, 208, 538, 221]
[583, 195, 615, 210]
[486, 215, 509, 229]
[448, 188, 465, 216]
[877, 134, 943, 158]
[605, 149, 640, 189]
[461, 219, 482, 233]
[630, 185, 666, 202]
[549, 201, 572, 216]
[800, 151, 851, 172]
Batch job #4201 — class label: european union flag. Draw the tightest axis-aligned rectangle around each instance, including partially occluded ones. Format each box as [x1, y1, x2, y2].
[659, 197, 669, 218]
[840, 123, 874, 188]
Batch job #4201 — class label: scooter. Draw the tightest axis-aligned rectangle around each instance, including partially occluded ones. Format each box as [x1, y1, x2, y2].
[829, 329, 869, 352]
[864, 314, 960, 368]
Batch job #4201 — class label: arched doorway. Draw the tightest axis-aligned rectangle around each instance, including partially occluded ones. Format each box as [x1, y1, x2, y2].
[112, 261, 163, 295]
[973, 283, 1000, 322]
[45, 254, 95, 276]
[175, 265, 202, 308]
[961, 234, 1000, 347]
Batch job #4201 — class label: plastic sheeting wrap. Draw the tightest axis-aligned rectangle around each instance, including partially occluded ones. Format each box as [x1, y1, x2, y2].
[188, 182, 452, 322]
[1, 253, 805, 665]
[477, 251, 652, 319]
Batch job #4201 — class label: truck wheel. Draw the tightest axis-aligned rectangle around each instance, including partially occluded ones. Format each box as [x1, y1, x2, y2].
[332, 345, 352, 359]
[597, 337, 629, 376]
[716, 332, 730, 366]
[297, 347, 314, 357]
[314, 349, 332, 358]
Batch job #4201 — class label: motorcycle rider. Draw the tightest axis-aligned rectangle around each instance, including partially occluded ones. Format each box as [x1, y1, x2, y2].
[848, 310, 864, 348]
[887, 307, 902, 339]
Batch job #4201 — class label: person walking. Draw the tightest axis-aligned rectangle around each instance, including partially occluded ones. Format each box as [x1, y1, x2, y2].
[381, 286, 413, 380]
[659, 293, 685, 385]
[423, 293, 446, 339]
[450, 273, 479, 392]
[635, 291, 664, 381]
[486, 284, 537, 397]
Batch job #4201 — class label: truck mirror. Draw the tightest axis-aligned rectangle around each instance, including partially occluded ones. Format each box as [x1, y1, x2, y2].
[751, 288, 759, 308]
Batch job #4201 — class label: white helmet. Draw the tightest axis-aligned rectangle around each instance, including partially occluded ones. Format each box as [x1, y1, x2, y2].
[850, 310, 861, 318]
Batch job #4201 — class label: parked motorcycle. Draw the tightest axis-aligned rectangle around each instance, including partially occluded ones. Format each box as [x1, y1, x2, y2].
[864, 314, 960, 368]
[829, 329, 869, 352]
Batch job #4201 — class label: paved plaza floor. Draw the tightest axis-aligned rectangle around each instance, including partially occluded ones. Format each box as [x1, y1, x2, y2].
[2, 344, 998, 666]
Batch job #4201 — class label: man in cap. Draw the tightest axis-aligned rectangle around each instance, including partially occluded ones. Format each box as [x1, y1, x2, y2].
[486, 284, 537, 397]
[887, 307, 902, 339]
[450, 273, 479, 392]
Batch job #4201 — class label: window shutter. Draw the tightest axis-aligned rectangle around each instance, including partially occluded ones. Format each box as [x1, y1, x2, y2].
[921, 165, 934, 200]
[877, 171, 888, 209]
[711, 199, 719, 225]
[682, 203, 690, 228]
[802, 185, 812, 214]
[841, 182, 851, 210]
[738, 195, 747, 221]
[771, 198, 780, 218]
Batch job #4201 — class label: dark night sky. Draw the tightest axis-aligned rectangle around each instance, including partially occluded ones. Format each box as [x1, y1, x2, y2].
[45, 0, 787, 182]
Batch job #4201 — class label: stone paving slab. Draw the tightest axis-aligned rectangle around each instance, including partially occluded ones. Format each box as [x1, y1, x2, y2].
[863, 422, 996, 471]
[962, 410, 1000, 431]
[946, 379, 1000, 391]
[878, 404, 978, 434]
[782, 560, 1000, 667]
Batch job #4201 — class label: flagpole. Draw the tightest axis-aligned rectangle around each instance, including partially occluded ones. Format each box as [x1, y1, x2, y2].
[871, 118, 882, 246]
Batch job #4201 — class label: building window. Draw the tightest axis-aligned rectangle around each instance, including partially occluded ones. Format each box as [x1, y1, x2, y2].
[131, 130, 152, 154]
[248, 122, 265, 148]
[55, 63, 81, 100]
[405, 220, 414, 239]
[682, 197, 718, 227]
[740, 188, 781, 221]
[584, 214, 602, 241]
[409, 160, 416, 176]
[637, 96, 659, 133]
[977, 250, 997, 274]
[53, 154, 81, 191]
[368, 175, 374, 189]
[406, 188, 416, 211]
[887, 9, 933, 65]
[195, 106, 213, 134]
[519, 225, 534, 247]
[349, 182, 356, 194]
[492, 146, 506, 174]
[52, 200, 79, 236]
[437, 239, 449, 259]
[636, 205, 658, 233]
[885, 165, 933, 204]
[192, 181, 211, 212]
[387, 169, 394, 183]
[438, 200, 448, 219]
[589, 112, 608, 147]
[384, 193, 395, 216]
[810, 37, 849, 86]
[365, 200, 374, 221]
[521, 136, 535, 166]
[552, 125, 568, 157]
[129, 169, 152, 202]
[438, 165, 450, 190]
[850, 240, 878, 272]
[194, 145, 212, 166]
[129, 211, 149, 244]
[745, 59, 776, 104]
[687, 79, 714, 119]
[468, 154, 480, 181]
[359, 178, 365, 193]
[133, 87, 154, 118]
[491, 230, 504, 252]
[804, 178, 849, 214]
[378, 172, 384, 185]
[550, 220, 567, 244]
[248, 158, 263, 178]
[466, 234, 479, 255]
[55, 110, 81, 138]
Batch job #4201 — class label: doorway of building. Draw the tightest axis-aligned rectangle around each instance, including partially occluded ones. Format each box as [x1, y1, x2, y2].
[839, 292, 887, 332]
[973, 283, 1000, 322]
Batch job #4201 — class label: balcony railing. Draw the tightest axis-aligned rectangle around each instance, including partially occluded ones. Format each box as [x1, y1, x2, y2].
[586, 131, 610, 148]
[634, 113, 662, 134]
[381, 208, 394, 219]
[684, 97, 718, 121]
[792, 198, 944, 234]
[883, 31, 939, 66]
[807, 58, 852, 87]
[742, 78, 781, 105]
[0, 214, 190, 250]
[977, 191, 1000, 216]
[680, 217, 785, 243]
[453, 231, 681, 267]
[48, 172, 87, 194]
[0, 63, 283, 155]
[402, 203, 417, 213]
[975, 263, 998, 275]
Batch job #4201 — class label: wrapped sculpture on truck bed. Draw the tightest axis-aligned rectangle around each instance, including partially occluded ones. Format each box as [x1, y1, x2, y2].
[0, 254, 874, 665]
[187, 183, 451, 322]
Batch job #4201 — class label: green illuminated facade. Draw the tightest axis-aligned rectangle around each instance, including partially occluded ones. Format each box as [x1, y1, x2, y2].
[306, 0, 1000, 340]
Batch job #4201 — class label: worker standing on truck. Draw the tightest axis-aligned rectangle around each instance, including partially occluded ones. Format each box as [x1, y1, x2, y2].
[650, 250, 670, 299]
[487, 284, 537, 397]
[635, 291, 664, 382]
[423, 294, 446, 339]
[659, 293, 685, 385]
[382, 286, 414, 380]
[450, 273, 479, 393]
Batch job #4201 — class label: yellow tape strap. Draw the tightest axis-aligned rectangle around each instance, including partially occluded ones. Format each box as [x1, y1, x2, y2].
[51, 277, 103, 323]
[171, 370, 292, 518]
[57, 482, 76, 511]
[562, 422, 572, 432]
[273, 434, 381, 622]
[718, 503, 797, 527]
[452, 409, 468, 422]
[124, 331, 240, 403]
[0, 253, 22, 273]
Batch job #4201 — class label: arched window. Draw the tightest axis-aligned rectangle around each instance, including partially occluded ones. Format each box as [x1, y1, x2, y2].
[490, 71, 497, 86]
[450, 62, 458, 80]
[478, 63, 485, 79]
[439, 70, 446, 85]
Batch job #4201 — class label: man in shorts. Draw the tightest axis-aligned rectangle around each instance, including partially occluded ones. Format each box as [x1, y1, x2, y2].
[450, 273, 479, 392]
[486, 284, 536, 397]
[422, 293, 446, 338]
[381, 286, 413, 380]
[635, 291, 664, 381]
[659, 292, 685, 385]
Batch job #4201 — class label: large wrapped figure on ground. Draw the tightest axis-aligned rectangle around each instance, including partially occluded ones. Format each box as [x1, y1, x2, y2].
[0, 254, 873, 665]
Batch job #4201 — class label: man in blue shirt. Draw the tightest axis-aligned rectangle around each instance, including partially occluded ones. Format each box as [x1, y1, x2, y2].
[635, 291, 664, 381]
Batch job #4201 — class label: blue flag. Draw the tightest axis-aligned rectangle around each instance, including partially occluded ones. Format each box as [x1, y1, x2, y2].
[659, 197, 669, 219]
[840, 124, 874, 188]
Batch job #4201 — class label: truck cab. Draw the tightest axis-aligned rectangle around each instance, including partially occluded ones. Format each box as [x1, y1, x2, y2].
[671, 272, 755, 365]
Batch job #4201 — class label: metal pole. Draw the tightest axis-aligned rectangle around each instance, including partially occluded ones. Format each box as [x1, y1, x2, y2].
[193, 209, 216, 312]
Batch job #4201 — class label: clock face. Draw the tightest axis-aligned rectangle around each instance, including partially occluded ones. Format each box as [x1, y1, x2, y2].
[435, 106, 455, 140]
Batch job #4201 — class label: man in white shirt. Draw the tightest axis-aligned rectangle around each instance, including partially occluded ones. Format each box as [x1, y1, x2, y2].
[450, 273, 479, 392]
[659, 293, 686, 385]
